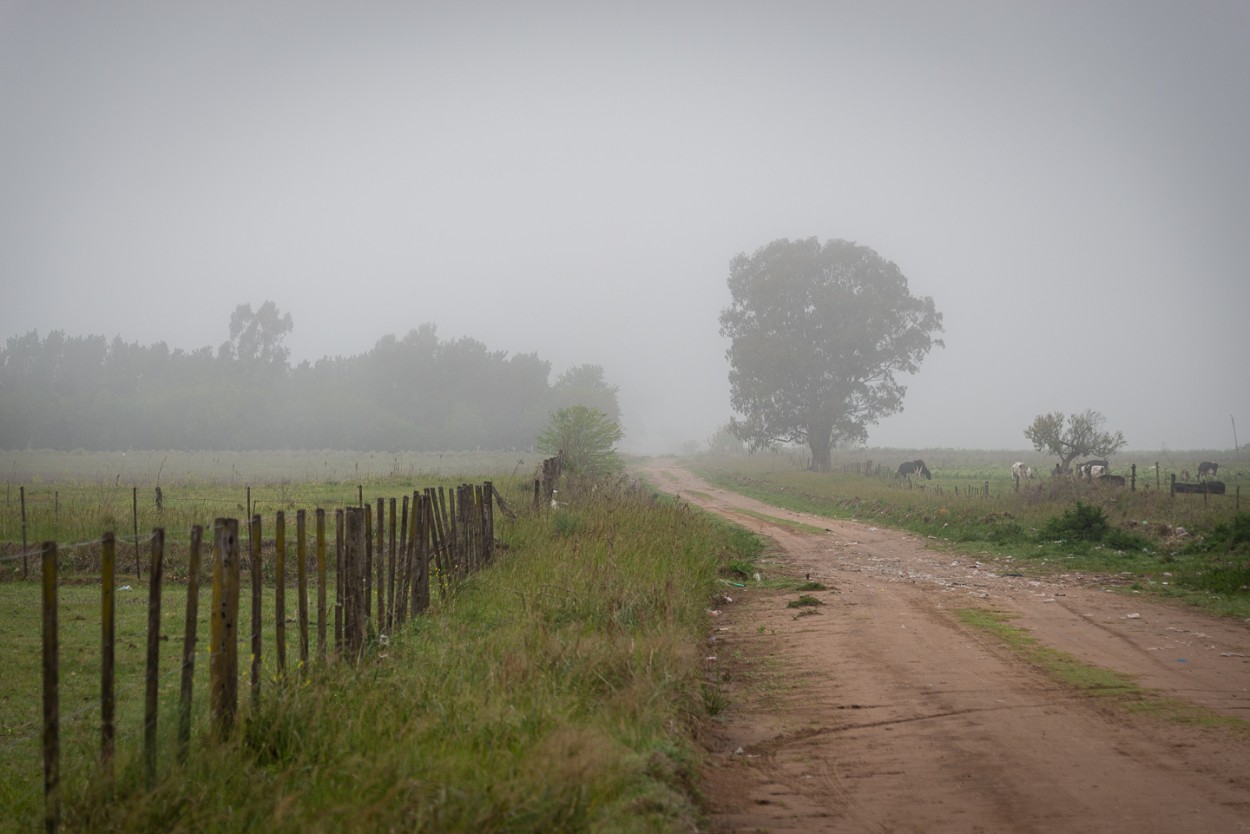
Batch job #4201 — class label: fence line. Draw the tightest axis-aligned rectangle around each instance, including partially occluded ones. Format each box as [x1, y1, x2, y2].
[37, 481, 505, 833]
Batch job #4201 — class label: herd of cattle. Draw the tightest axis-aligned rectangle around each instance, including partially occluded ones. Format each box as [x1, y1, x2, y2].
[892, 458, 1223, 489]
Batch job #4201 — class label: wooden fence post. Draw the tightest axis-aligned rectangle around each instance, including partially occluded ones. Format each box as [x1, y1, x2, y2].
[42, 540, 59, 834]
[344, 507, 366, 661]
[100, 532, 115, 775]
[316, 509, 327, 661]
[386, 497, 397, 633]
[297, 510, 309, 674]
[249, 515, 262, 710]
[143, 528, 164, 789]
[376, 498, 385, 627]
[177, 526, 203, 764]
[428, 487, 449, 600]
[396, 494, 411, 626]
[276, 510, 287, 677]
[363, 503, 373, 623]
[334, 509, 344, 655]
[210, 518, 240, 741]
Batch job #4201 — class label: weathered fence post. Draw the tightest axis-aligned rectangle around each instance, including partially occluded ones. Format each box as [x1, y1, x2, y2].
[297, 509, 309, 673]
[344, 507, 367, 661]
[249, 515, 263, 709]
[396, 495, 411, 626]
[1130, 463, 1137, 492]
[100, 532, 116, 775]
[363, 503, 373, 623]
[210, 518, 241, 741]
[386, 497, 397, 632]
[335, 509, 344, 655]
[376, 498, 385, 627]
[143, 528, 164, 789]
[42, 540, 59, 834]
[177, 525, 203, 764]
[276, 510, 287, 677]
[316, 509, 327, 661]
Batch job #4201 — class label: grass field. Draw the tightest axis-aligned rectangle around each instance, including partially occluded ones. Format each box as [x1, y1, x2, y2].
[0, 454, 765, 833]
[687, 448, 1250, 619]
[3, 446, 1245, 831]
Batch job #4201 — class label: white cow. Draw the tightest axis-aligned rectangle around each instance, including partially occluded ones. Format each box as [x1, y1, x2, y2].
[1011, 462, 1035, 481]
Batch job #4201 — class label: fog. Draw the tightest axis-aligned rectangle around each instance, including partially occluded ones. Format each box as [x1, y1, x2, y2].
[2, 1, 1247, 454]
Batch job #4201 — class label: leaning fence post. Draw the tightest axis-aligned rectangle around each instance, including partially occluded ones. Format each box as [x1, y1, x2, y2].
[20, 485, 28, 579]
[42, 540, 60, 834]
[177, 526, 203, 764]
[143, 528, 164, 789]
[210, 518, 241, 741]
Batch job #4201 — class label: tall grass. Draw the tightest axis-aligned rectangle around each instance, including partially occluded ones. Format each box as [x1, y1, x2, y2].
[2, 476, 760, 833]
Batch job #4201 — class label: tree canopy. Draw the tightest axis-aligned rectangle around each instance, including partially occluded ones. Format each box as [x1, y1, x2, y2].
[0, 305, 622, 452]
[718, 237, 943, 471]
[535, 406, 623, 477]
[1023, 409, 1127, 472]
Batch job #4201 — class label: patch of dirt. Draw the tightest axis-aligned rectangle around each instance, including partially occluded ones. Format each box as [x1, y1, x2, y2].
[642, 463, 1250, 834]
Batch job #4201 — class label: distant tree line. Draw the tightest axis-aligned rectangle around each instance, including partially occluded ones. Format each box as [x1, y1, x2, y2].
[0, 302, 620, 452]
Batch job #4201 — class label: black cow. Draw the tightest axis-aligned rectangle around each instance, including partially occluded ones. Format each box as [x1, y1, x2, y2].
[897, 459, 931, 479]
[1198, 461, 1219, 481]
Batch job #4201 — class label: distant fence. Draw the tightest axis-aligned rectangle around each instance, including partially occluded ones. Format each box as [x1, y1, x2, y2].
[34, 482, 506, 833]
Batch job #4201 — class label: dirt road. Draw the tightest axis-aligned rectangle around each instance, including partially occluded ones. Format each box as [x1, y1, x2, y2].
[642, 463, 1250, 834]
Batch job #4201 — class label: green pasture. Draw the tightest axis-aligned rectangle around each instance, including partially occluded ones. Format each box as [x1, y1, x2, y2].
[689, 449, 1250, 618]
[0, 453, 763, 833]
[1, 450, 547, 556]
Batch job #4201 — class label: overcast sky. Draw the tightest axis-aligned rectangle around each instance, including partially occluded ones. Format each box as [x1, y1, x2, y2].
[2, 1, 1247, 455]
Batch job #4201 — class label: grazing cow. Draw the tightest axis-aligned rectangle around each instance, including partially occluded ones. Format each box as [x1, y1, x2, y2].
[1101, 474, 1126, 487]
[1011, 462, 1035, 481]
[1088, 464, 1108, 480]
[897, 459, 932, 479]
[1198, 461, 1219, 481]
[1180, 469, 1191, 482]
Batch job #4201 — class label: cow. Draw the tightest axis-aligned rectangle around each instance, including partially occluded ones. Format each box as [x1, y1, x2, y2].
[1180, 469, 1191, 482]
[1076, 459, 1109, 480]
[897, 459, 931, 479]
[1198, 461, 1219, 481]
[1088, 464, 1108, 480]
[1011, 462, 1035, 481]
[1100, 474, 1126, 487]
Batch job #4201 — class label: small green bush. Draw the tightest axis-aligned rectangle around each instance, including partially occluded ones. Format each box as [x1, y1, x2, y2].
[1039, 501, 1108, 543]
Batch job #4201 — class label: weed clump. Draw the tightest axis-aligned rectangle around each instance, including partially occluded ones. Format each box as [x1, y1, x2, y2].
[1040, 501, 1109, 543]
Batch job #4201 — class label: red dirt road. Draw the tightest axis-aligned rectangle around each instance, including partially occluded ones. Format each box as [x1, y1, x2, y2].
[642, 463, 1250, 834]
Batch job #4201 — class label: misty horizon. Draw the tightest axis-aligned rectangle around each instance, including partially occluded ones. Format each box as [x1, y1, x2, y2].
[3, 2, 1247, 454]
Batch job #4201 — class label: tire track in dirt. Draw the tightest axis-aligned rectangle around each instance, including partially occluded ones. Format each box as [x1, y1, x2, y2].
[642, 463, 1250, 834]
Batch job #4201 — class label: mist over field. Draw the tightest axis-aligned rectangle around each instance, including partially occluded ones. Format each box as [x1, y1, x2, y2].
[2, 2, 1247, 454]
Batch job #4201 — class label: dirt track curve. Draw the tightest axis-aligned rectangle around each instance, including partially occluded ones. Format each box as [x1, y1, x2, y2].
[640, 462, 1250, 834]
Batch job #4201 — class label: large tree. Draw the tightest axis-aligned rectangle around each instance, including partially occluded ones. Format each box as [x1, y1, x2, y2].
[719, 238, 943, 471]
[1023, 409, 1127, 473]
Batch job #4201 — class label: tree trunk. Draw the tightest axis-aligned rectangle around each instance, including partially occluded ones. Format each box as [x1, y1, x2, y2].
[808, 423, 832, 472]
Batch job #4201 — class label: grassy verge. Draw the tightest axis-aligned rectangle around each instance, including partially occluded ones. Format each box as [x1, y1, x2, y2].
[688, 456, 1250, 619]
[956, 607, 1249, 734]
[2, 478, 764, 833]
